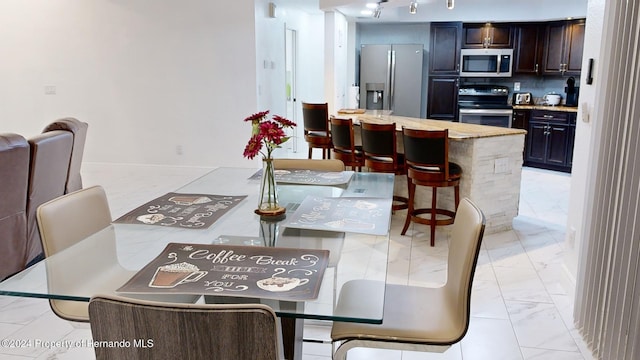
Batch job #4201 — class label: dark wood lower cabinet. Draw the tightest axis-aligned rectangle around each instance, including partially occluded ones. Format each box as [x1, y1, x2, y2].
[427, 76, 458, 120]
[524, 110, 576, 173]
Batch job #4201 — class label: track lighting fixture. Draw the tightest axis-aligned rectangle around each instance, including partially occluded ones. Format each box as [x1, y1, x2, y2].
[409, 1, 418, 14]
[447, 0, 454, 10]
[373, 5, 382, 18]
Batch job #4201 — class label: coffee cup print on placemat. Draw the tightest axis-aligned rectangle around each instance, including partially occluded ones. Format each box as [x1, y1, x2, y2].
[149, 262, 208, 288]
[256, 277, 309, 292]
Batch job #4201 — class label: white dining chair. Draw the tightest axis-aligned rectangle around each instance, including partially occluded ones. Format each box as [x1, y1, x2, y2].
[273, 158, 345, 172]
[330, 197, 485, 359]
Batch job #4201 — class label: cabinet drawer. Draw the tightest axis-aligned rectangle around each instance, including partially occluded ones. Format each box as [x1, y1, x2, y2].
[530, 110, 570, 123]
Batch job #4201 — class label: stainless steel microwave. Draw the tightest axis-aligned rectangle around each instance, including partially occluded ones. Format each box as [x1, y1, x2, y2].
[460, 48, 513, 77]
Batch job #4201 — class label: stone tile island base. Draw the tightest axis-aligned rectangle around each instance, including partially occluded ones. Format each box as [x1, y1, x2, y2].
[345, 112, 527, 235]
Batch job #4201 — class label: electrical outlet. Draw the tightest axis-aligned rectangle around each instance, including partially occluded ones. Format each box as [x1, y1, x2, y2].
[44, 86, 56, 95]
[176, 145, 183, 155]
[514, 82, 521, 91]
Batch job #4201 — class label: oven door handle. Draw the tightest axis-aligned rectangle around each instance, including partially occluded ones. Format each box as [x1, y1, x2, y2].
[458, 108, 514, 115]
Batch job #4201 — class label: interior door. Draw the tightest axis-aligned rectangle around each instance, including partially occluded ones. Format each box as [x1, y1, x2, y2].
[285, 27, 298, 152]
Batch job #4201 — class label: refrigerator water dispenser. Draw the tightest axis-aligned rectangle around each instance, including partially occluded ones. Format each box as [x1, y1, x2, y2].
[365, 83, 385, 110]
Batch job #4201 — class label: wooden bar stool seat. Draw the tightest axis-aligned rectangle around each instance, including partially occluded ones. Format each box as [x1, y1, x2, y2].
[360, 121, 408, 211]
[302, 102, 332, 159]
[401, 128, 461, 246]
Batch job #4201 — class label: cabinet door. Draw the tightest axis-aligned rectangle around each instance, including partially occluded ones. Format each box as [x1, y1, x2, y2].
[488, 24, 513, 48]
[527, 122, 548, 163]
[513, 24, 543, 74]
[546, 125, 569, 166]
[462, 24, 486, 48]
[427, 76, 458, 120]
[565, 20, 585, 75]
[463, 23, 513, 48]
[430, 22, 462, 74]
[542, 21, 567, 75]
[512, 110, 529, 129]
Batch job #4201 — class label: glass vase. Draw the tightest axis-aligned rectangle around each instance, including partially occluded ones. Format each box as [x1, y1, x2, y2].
[255, 158, 286, 216]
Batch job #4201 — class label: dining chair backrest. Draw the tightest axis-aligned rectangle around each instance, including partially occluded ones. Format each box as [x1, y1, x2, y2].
[37, 185, 112, 257]
[330, 197, 485, 359]
[302, 102, 330, 133]
[444, 197, 486, 339]
[402, 127, 451, 180]
[273, 158, 345, 172]
[89, 295, 282, 360]
[36, 185, 113, 322]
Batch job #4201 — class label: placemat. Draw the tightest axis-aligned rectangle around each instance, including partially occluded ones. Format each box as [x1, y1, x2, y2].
[249, 169, 354, 185]
[117, 242, 329, 301]
[282, 196, 392, 235]
[114, 193, 246, 229]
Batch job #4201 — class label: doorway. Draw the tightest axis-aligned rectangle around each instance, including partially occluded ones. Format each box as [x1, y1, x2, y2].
[285, 27, 299, 153]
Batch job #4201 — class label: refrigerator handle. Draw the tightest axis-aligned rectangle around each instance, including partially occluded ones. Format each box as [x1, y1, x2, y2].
[389, 50, 396, 112]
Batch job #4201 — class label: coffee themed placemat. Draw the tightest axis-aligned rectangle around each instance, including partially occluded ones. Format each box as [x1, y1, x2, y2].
[117, 242, 330, 301]
[282, 196, 392, 236]
[249, 169, 354, 185]
[114, 193, 246, 229]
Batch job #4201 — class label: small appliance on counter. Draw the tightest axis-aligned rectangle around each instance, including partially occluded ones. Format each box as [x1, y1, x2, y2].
[565, 77, 579, 107]
[543, 93, 562, 106]
[513, 92, 533, 105]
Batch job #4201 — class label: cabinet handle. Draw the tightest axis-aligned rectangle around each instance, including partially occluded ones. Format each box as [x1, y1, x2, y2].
[456, 63, 459, 72]
[543, 115, 554, 119]
[535, 64, 539, 74]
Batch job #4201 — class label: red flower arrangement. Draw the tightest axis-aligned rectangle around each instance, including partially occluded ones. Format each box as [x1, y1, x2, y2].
[243, 110, 296, 160]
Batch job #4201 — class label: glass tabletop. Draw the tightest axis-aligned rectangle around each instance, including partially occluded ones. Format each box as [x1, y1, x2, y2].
[0, 167, 394, 324]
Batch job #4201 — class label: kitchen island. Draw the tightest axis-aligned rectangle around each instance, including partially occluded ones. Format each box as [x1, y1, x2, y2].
[339, 111, 527, 234]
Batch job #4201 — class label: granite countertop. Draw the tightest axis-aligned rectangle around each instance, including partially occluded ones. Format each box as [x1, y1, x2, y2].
[337, 111, 526, 140]
[512, 104, 578, 112]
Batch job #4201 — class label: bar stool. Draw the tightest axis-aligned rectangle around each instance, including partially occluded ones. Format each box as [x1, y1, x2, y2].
[360, 121, 408, 211]
[329, 116, 364, 172]
[302, 102, 332, 159]
[401, 128, 461, 246]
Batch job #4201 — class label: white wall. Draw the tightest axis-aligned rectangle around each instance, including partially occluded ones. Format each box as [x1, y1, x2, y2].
[324, 11, 349, 115]
[0, 1, 263, 168]
[563, 0, 605, 283]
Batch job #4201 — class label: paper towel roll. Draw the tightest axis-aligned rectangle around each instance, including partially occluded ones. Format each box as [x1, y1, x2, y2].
[347, 86, 360, 109]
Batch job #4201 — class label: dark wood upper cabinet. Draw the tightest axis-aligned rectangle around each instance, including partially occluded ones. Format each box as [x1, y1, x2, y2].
[542, 20, 585, 76]
[429, 22, 462, 74]
[513, 24, 543, 75]
[462, 23, 513, 48]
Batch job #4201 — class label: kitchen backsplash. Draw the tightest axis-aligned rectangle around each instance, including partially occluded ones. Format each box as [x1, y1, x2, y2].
[461, 75, 581, 105]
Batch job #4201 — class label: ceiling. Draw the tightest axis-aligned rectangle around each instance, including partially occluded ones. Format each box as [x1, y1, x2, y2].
[274, 0, 588, 23]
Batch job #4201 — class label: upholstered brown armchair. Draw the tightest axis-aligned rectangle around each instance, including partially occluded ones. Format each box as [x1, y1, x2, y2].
[42, 117, 88, 194]
[0, 133, 30, 280]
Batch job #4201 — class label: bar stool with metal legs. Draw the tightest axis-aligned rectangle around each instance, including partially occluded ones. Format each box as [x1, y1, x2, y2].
[360, 121, 408, 211]
[302, 102, 332, 159]
[401, 127, 461, 246]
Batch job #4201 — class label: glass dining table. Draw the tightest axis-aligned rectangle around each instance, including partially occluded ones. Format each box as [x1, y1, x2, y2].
[0, 167, 395, 360]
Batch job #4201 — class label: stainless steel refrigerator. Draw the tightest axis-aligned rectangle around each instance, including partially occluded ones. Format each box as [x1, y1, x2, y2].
[359, 44, 424, 118]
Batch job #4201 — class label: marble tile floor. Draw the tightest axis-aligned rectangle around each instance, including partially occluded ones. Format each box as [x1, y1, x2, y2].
[0, 163, 594, 360]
